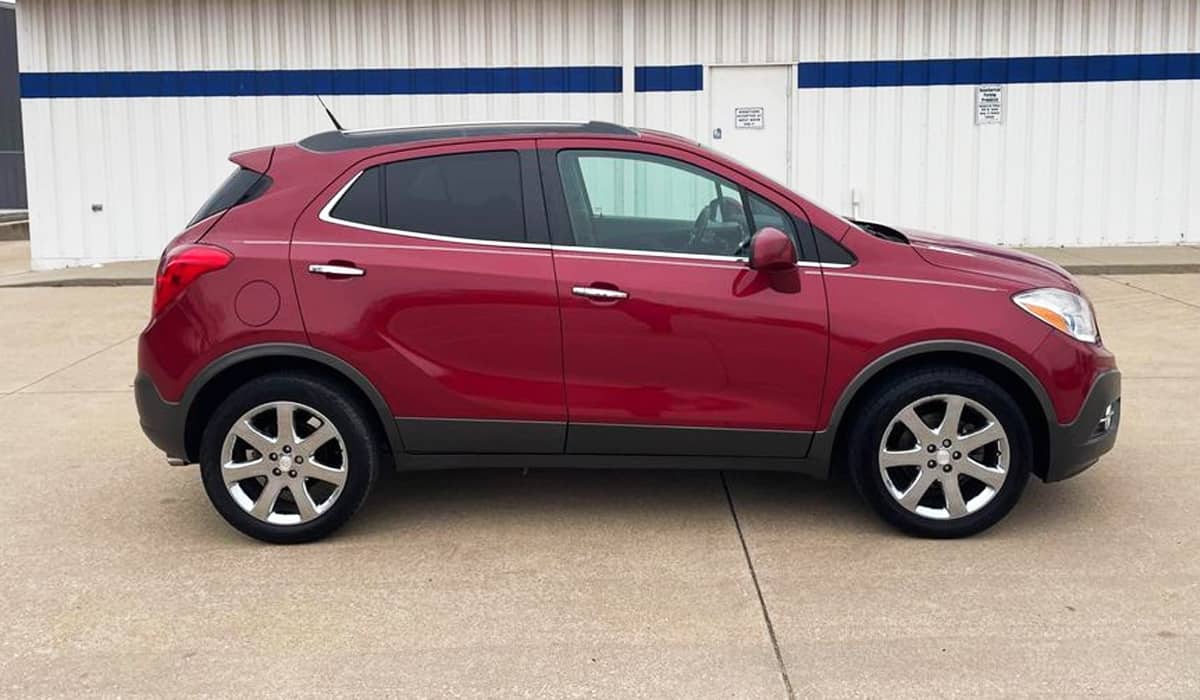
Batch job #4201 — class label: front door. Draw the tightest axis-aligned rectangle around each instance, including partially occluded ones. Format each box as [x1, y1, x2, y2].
[291, 141, 567, 453]
[709, 65, 792, 183]
[540, 141, 829, 457]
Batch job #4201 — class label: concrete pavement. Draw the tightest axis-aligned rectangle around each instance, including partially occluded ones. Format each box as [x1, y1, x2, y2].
[1, 276, 1199, 696]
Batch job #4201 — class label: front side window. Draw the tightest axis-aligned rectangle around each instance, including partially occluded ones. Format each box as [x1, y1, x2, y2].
[558, 150, 751, 256]
[327, 151, 526, 243]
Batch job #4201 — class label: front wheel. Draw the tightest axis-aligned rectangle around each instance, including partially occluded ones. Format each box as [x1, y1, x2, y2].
[199, 373, 380, 544]
[848, 367, 1033, 538]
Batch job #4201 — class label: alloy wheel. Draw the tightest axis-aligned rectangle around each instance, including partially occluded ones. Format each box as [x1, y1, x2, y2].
[219, 401, 348, 525]
[877, 393, 1009, 520]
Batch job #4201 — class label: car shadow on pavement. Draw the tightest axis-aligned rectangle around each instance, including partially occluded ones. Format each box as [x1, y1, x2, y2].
[335, 466, 885, 543]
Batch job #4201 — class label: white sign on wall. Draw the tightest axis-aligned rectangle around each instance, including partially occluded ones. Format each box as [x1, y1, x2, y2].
[734, 106, 765, 129]
[975, 85, 1004, 125]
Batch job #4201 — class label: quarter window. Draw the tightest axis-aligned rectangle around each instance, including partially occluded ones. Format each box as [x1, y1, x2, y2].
[329, 166, 383, 227]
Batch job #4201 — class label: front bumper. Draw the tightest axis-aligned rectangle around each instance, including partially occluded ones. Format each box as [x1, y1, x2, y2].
[1044, 369, 1121, 482]
[134, 372, 190, 463]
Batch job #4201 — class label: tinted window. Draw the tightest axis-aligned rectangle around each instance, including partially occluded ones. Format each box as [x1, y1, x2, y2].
[813, 228, 857, 265]
[746, 192, 804, 257]
[329, 166, 383, 227]
[189, 167, 271, 227]
[559, 150, 749, 256]
[384, 151, 525, 242]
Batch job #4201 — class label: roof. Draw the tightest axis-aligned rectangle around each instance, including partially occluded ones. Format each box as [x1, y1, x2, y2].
[298, 120, 639, 152]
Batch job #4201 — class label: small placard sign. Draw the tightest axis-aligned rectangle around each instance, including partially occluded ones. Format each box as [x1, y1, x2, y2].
[975, 85, 1003, 125]
[734, 106, 765, 129]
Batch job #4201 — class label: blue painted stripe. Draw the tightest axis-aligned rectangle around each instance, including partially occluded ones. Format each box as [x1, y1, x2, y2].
[635, 64, 703, 92]
[20, 66, 624, 98]
[24, 54, 1197, 98]
[798, 52, 1200, 88]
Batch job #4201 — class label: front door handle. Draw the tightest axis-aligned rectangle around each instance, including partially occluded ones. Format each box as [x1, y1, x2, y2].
[572, 286, 629, 301]
[308, 263, 365, 278]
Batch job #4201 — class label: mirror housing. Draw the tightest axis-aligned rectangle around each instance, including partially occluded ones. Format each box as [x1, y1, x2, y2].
[747, 227, 798, 272]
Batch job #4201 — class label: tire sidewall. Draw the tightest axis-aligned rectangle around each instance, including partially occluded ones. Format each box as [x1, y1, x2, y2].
[849, 370, 1033, 538]
[199, 374, 379, 544]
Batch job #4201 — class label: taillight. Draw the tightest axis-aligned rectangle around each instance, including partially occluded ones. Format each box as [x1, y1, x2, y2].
[152, 244, 233, 315]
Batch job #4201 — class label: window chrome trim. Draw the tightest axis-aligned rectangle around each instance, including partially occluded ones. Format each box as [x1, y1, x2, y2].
[318, 169, 854, 269]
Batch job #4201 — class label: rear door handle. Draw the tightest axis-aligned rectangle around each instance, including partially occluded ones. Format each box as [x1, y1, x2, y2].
[572, 286, 628, 301]
[308, 263, 365, 278]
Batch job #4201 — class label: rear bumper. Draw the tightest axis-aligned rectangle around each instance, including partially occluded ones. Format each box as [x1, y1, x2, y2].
[134, 372, 190, 463]
[1044, 369, 1121, 482]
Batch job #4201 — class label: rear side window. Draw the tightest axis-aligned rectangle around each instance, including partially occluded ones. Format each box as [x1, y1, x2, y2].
[385, 151, 524, 242]
[327, 151, 526, 243]
[188, 167, 271, 227]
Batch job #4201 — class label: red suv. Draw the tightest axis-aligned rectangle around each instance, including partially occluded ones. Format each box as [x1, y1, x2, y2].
[136, 121, 1120, 543]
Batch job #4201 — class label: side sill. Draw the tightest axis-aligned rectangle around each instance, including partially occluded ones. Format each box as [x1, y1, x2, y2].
[394, 452, 827, 477]
[567, 422, 812, 458]
[396, 418, 566, 454]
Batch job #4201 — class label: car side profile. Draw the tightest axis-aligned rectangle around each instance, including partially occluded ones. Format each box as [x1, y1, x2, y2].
[135, 121, 1121, 544]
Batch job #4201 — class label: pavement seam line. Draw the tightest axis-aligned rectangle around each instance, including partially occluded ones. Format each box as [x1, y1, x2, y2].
[1098, 274, 1200, 312]
[10, 331, 140, 395]
[720, 471, 795, 700]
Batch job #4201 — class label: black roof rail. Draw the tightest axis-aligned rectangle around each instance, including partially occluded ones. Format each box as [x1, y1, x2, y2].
[298, 120, 639, 153]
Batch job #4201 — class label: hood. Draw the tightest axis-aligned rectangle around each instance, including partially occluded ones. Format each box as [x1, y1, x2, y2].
[854, 220, 1077, 291]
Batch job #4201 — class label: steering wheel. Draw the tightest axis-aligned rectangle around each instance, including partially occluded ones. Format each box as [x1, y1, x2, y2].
[687, 196, 747, 253]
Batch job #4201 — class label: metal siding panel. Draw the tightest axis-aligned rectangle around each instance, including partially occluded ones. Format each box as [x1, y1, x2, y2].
[17, 0, 623, 266]
[15, 0, 1200, 267]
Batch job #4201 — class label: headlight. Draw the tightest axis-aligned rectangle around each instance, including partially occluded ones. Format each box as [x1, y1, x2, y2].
[1012, 288, 1098, 343]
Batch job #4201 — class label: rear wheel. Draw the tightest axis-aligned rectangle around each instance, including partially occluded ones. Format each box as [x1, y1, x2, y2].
[847, 367, 1032, 538]
[199, 373, 380, 544]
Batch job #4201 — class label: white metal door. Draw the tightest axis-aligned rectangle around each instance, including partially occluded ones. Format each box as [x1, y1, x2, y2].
[708, 65, 792, 184]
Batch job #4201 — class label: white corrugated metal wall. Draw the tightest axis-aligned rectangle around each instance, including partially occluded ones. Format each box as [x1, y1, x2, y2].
[16, 0, 1200, 268]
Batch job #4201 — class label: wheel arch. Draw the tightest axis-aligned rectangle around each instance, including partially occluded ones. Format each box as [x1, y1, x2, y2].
[813, 341, 1054, 480]
[181, 343, 403, 462]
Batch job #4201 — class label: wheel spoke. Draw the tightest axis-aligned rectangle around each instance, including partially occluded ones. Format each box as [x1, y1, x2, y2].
[898, 469, 936, 510]
[222, 458, 270, 484]
[897, 406, 938, 445]
[942, 475, 968, 517]
[276, 403, 298, 446]
[880, 447, 924, 468]
[232, 420, 276, 456]
[958, 423, 1004, 454]
[959, 458, 1006, 489]
[297, 421, 337, 456]
[939, 396, 966, 438]
[250, 479, 284, 520]
[303, 460, 347, 487]
[290, 483, 319, 521]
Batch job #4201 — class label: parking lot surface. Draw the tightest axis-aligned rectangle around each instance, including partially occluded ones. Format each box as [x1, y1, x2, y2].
[1, 274, 1198, 696]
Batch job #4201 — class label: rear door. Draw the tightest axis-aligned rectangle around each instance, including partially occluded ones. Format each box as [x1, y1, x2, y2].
[539, 139, 830, 457]
[291, 140, 567, 453]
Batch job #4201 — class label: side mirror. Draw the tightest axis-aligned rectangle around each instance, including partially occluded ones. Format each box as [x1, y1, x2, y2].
[747, 227, 797, 272]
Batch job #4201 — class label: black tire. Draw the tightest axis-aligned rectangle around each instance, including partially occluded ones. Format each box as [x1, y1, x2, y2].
[847, 367, 1032, 538]
[199, 372, 380, 544]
